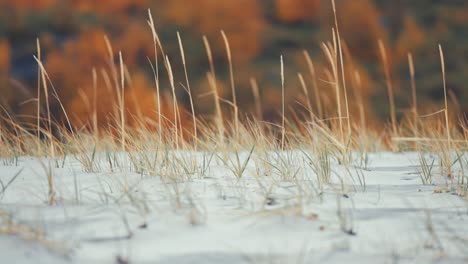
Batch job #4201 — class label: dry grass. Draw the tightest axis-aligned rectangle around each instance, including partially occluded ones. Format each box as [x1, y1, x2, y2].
[0, 4, 466, 200]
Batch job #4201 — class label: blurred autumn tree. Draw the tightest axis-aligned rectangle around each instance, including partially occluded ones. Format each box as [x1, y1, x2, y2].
[0, 38, 36, 127]
[320, 0, 388, 61]
[0, 39, 9, 73]
[72, 0, 147, 14]
[0, 0, 146, 12]
[159, 0, 266, 65]
[0, 0, 55, 11]
[275, 0, 320, 24]
[44, 26, 182, 129]
[0, 39, 11, 105]
[0, 0, 466, 130]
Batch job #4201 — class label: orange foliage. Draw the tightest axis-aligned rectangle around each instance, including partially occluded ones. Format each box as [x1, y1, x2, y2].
[45, 29, 109, 105]
[394, 17, 426, 63]
[275, 0, 320, 24]
[115, 23, 154, 67]
[0, 0, 146, 15]
[68, 71, 182, 130]
[453, 9, 468, 24]
[339, 42, 374, 98]
[330, 0, 388, 61]
[45, 22, 153, 98]
[163, 0, 265, 64]
[72, 0, 147, 14]
[0, 39, 36, 122]
[0, 39, 10, 106]
[0, 39, 10, 72]
[1, 0, 457, 129]
[0, 0, 55, 10]
[44, 27, 179, 130]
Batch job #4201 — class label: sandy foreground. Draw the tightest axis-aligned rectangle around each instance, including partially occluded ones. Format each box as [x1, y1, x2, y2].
[0, 151, 467, 264]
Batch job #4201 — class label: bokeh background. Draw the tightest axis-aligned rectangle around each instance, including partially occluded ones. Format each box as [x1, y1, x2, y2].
[0, 0, 467, 129]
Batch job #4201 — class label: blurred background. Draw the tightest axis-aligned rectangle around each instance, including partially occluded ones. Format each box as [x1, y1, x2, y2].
[0, 0, 466, 129]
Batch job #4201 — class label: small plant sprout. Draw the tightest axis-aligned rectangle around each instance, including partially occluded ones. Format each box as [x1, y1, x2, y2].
[417, 151, 436, 185]
[219, 146, 255, 180]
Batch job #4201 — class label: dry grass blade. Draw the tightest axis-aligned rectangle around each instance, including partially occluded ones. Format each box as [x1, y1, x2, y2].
[250, 78, 262, 121]
[303, 50, 322, 119]
[408, 53, 418, 137]
[281, 55, 285, 151]
[378, 40, 397, 139]
[439, 45, 452, 178]
[0, 168, 23, 197]
[221, 30, 239, 139]
[177, 32, 197, 147]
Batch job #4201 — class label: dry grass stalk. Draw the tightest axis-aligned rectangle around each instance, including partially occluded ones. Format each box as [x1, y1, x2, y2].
[303, 51, 322, 119]
[322, 35, 343, 143]
[92, 67, 98, 140]
[147, 9, 163, 144]
[165, 56, 179, 150]
[439, 45, 452, 178]
[331, 0, 351, 136]
[203, 36, 225, 144]
[36, 38, 42, 155]
[280, 55, 285, 151]
[221, 30, 239, 139]
[298, 73, 314, 121]
[352, 70, 366, 130]
[408, 53, 418, 137]
[177, 32, 198, 147]
[250, 78, 262, 121]
[119, 52, 126, 152]
[378, 40, 397, 138]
